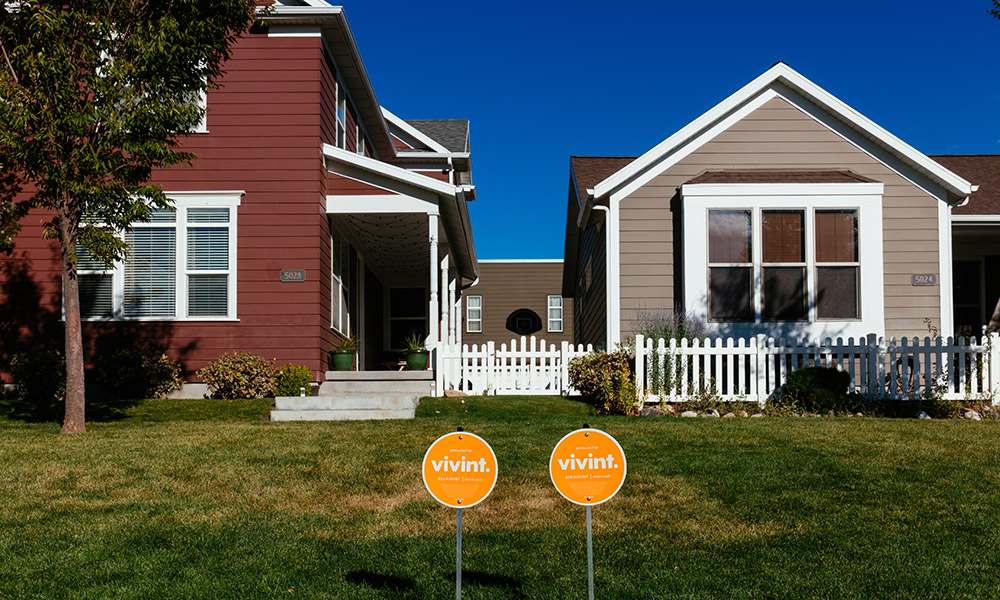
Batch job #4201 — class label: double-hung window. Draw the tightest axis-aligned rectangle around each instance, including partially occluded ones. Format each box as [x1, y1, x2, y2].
[75, 191, 241, 320]
[547, 295, 563, 332]
[466, 295, 482, 333]
[331, 226, 352, 335]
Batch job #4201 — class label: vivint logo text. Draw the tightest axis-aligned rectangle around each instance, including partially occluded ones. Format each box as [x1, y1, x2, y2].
[431, 456, 491, 473]
[556, 453, 619, 471]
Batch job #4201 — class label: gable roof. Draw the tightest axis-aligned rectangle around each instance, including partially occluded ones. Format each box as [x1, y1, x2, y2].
[590, 62, 975, 205]
[931, 155, 1000, 216]
[405, 120, 471, 153]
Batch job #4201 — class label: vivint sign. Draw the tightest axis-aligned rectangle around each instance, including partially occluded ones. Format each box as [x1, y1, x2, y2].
[549, 429, 627, 506]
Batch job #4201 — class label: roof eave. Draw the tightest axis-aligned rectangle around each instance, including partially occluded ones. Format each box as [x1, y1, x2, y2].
[591, 62, 975, 203]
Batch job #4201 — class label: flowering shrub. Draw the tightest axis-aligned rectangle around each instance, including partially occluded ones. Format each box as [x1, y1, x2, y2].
[568, 349, 639, 415]
[198, 352, 276, 399]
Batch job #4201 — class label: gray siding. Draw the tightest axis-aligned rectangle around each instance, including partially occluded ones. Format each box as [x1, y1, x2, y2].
[618, 96, 942, 341]
[463, 262, 574, 348]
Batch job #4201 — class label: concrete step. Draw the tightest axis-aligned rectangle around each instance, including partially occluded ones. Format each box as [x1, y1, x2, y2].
[270, 408, 416, 421]
[274, 395, 418, 411]
[318, 381, 433, 395]
[324, 371, 433, 381]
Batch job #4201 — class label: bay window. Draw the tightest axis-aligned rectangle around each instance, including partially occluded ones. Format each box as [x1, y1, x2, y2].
[684, 181, 883, 338]
[76, 191, 241, 320]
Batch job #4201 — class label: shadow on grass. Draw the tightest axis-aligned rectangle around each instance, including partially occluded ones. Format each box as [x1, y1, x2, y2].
[345, 571, 416, 592]
[448, 570, 525, 598]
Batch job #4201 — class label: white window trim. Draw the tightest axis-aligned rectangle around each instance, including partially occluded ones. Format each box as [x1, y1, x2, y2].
[76, 191, 242, 322]
[466, 295, 482, 333]
[547, 295, 563, 332]
[682, 182, 884, 340]
[193, 88, 208, 134]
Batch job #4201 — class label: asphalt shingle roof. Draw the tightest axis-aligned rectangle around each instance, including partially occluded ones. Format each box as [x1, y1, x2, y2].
[404, 119, 470, 153]
[569, 156, 637, 198]
[931, 155, 1000, 215]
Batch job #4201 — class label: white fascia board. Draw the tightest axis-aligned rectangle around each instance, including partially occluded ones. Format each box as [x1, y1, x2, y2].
[396, 151, 472, 160]
[326, 194, 438, 215]
[323, 143, 457, 197]
[594, 63, 974, 202]
[267, 25, 322, 37]
[938, 199, 954, 337]
[478, 259, 564, 264]
[165, 190, 244, 206]
[380, 107, 450, 153]
[681, 182, 885, 197]
[261, 5, 342, 17]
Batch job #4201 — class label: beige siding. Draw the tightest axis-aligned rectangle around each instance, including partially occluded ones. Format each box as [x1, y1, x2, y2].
[463, 262, 574, 347]
[618, 96, 942, 340]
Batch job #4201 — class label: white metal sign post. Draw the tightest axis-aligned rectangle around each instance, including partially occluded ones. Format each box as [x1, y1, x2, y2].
[422, 428, 498, 600]
[549, 426, 627, 600]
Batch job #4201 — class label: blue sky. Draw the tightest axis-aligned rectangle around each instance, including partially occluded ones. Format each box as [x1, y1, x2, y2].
[341, 1, 1000, 260]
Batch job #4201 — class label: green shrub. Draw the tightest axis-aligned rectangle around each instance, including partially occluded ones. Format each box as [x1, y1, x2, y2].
[197, 352, 275, 399]
[774, 366, 857, 414]
[8, 349, 65, 421]
[568, 349, 639, 415]
[274, 364, 313, 397]
[95, 347, 182, 400]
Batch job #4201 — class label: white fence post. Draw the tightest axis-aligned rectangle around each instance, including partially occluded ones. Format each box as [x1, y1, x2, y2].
[486, 341, 495, 396]
[866, 333, 879, 397]
[990, 332, 1000, 406]
[635, 334, 645, 403]
[755, 334, 767, 406]
[560, 340, 570, 396]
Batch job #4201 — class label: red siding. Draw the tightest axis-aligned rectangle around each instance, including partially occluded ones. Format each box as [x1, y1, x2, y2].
[1, 32, 343, 380]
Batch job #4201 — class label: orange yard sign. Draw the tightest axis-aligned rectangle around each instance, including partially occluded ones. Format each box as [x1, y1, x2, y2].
[549, 429, 626, 506]
[422, 431, 498, 509]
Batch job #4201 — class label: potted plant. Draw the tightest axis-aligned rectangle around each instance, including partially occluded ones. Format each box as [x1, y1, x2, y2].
[329, 336, 357, 371]
[402, 331, 429, 371]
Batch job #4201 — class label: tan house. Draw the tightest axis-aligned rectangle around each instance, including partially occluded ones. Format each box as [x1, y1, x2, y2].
[462, 260, 573, 348]
[564, 63, 996, 348]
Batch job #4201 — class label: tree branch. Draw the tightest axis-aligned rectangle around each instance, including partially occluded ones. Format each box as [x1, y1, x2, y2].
[0, 42, 17, 85]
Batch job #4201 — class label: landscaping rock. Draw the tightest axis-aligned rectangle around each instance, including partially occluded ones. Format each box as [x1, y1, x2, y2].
[722, 412, 736, 419]
[663, 404, 676, 415]
[680, 410, 698, 418]
[640, 406, 666, 417]
[702, 409, 720, 418]
[444, 389, 469, 398]
[915, 411, 931, 420]
[738, 411, 749, 417]
[854, 412, 864, 418]
[750, 413, 764, 418]
[792, 412, 801, 417]
[983, 408, 999, 420]
[964, 410, 982, 421]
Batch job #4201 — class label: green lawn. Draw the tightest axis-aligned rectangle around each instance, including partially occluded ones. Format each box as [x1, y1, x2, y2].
[2, 396, 1000, 599]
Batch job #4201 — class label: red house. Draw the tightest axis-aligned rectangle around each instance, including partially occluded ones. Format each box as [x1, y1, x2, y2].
[0, 1, 479, 399]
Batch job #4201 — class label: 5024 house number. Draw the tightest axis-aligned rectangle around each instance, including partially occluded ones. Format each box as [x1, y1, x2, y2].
[911, 274, 937, 286]
[280, 270, 306, 282]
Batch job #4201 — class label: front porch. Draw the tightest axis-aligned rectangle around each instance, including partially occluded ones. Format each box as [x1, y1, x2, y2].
[270, 371, 433, 421]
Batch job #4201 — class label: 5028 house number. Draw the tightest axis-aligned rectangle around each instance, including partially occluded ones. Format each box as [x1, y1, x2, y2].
[911, 274, 937, 286]
[280, 270, 306, 282]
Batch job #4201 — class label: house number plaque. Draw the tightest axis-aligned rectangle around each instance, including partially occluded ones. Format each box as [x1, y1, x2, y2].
[280, 270, 306, 282]
[911, 274, 937, 286]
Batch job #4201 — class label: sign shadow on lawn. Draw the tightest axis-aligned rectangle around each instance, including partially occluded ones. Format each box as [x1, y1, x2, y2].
[447, 570, 524, 599]
[345, 570, 416, 593]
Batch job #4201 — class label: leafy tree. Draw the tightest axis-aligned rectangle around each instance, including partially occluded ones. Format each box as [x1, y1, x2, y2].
[992, 0, 1000, 19]
[0, 1, 261, 433]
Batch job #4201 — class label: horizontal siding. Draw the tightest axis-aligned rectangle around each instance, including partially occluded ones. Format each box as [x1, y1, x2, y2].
[0, 33, 338, 378]
[463, 262, 573, 347]
[619, 95, 942, 341]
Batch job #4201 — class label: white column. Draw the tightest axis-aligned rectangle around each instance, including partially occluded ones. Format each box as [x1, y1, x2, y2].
[358, 257, 366, 371]
[429, 214, 440, 396]
[448, 278, 457, 345]
[440, 249, 450, 349]
[428, 213, 439, 351]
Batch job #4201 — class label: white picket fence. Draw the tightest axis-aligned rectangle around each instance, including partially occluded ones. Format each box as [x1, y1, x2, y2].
[636, 333, 1000, 405]
[439, 337, 593, 395]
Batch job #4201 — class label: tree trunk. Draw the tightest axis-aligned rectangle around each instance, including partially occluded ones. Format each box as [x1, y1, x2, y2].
[59, 213, 86, 434]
